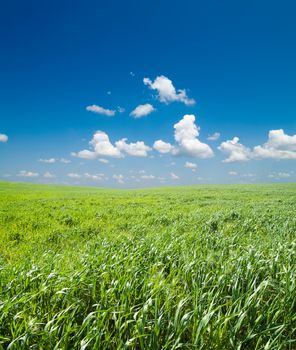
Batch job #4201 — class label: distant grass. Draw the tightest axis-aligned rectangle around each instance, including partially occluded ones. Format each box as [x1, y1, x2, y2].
[0, 182, 295, 349]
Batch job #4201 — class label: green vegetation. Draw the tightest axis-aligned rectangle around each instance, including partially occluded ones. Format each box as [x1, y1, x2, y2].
[0, 182, 295, 349]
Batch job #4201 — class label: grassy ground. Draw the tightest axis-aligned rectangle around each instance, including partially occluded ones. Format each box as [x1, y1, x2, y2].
[0, 182, 295, 349]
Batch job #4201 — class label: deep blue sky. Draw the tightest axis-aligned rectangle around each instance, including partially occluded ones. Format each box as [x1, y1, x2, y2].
[1, 0, 296, 187]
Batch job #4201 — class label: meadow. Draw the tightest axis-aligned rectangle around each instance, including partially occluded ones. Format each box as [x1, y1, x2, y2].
[0, 181, 295, 349]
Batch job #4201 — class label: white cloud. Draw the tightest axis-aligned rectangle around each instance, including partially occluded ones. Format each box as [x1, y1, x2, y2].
[173, 115, 214, 158]
[113, 174, 124, 184]
[185, 161, 197, 169]
[98, 158, 109, 164]
[39, 158, 71, 164]
[269, 172, 291, 179]
[253, 129, 296, 160]
[0, 133, 8, 143]
[84, 173, 106, 181]
[86, 105, 115, 116]
[220, 129, 296, 162]
[43, 172, 55, 178]
[60, 158, 71, 164]
[170, 172, 179, 180]
[153, 140, 174, 154]
[144, 75, 195, 105]
[67, 173, 81, 179]
[74, 131, 151, 159]
[117, 106, 125, 113]
[39, 158, 56, 163]
[90, 131, 122, 158]
[228, 171, 238, 176]
[115, 138, 151, 157]
[141, 174, 155, 180]
[130, 103, 156, 118]
[17, 170, 39, 177]
[219, 137, 251, 163]
[153, 115, 213, 159]
[73, 149, 97, 159]
[207, 132, 220, 141]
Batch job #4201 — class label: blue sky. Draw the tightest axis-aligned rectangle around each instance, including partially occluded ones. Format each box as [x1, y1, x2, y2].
[1, 0, 296, 187]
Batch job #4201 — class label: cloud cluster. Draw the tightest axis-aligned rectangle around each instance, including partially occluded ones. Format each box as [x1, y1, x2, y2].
[219, 129, 296, 162]
[144, 75, 195, 105]
[154, 115, 213, 159]
[74, 131, 151, 159]
[0, 133, 8, 143]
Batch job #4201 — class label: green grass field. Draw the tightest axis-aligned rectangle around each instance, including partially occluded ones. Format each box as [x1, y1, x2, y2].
[0, 182, 295, 349]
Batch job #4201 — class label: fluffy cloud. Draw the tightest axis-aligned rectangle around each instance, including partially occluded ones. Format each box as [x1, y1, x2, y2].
[90, 131, 122, 158]
[98, 158, 109, 164]
[185, 161, 197, 169]
[86, 105, 115, 116]
[43, 172, 55, 178]
[17, 170, 39, 177]
[170, 172, 179, 180]
[113, 174, 124, 184]
[207, 132, 220, 141]
[140, 174, 155, 180]
[153, 140, 174, 154]
[173, 115, 214, 158]
[115, 138, 151, 157]
[229, 171, 238, 176]
[84, 173, 106, 181]
[219, 137, 251, 163]
[143, 75, 195, 105]
[39, 158, 56, 163]
[74, 131, 151, 159]
[39, 158, 71, 164]
[253, 129, 296, 160]
[130, 103, 155, 118]
[153, 115, 213, 159]
[0, 133, 8, 143]
[67, 173, 81, 178]
[219, 129, 296, 162]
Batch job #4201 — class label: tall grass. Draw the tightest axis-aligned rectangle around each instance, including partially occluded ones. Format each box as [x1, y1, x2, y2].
[0, 182, 295, 349]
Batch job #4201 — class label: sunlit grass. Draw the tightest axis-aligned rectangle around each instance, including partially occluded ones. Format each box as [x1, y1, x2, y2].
[0, 182, 295, 349]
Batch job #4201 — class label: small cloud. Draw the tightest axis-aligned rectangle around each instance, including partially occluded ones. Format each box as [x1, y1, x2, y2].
[98, 158, 109, 164]
[144, 75, 195, 105]
[219, 137, 251, 163]
[170, 172, 179, 180]
[115, 138, 151, 157]
[140, 174, 155, 180]
[43, 171, 55, 178]
[60, 158, 71, 164]
[17, 170, 39, 177]
[207, 132, 220, 141]
[130, 103, 156, 118]
[67, 173, 81, 179]
[113, 174, 124, 184]
[86, 105, 115, 116]
[0, 133, 8, 143]
[153, 140, 174, 154]
[185, 161, 197, 169]
[117, 106, 125, 113]
[39, 158, 56, 163]
[228, 171, 238, 176]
